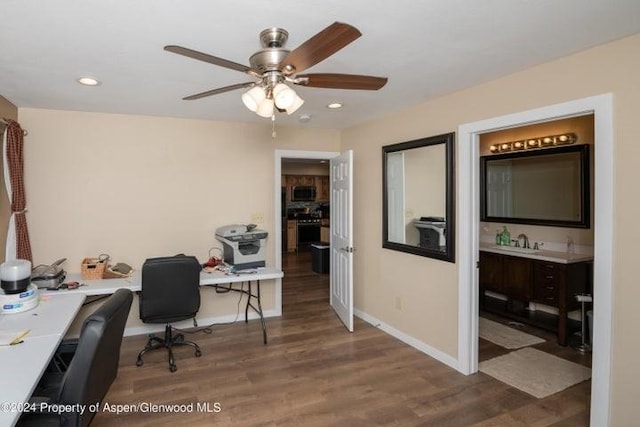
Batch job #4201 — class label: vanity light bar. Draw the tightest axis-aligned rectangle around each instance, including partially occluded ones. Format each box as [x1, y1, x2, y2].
[489, 133, 577, 153]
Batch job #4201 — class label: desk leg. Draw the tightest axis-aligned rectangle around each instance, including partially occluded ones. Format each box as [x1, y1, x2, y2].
[245, 280, 267, 345]
[256, 280, 267, 345]
[245, 281, 251, 323]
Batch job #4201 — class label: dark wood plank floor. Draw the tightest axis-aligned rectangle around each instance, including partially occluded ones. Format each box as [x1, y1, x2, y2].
[93, 252, 591, 426]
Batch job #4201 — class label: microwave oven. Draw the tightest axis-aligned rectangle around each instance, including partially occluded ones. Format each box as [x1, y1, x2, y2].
[292, 186, 316, 201]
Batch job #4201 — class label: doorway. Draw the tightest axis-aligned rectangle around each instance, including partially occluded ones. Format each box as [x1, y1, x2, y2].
[457, 94, 614, 426]
[273, 150, 340, 315]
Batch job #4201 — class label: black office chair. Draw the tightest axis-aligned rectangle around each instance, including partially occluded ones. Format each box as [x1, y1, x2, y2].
[18, 288, 134, 427]
[136, 255, 202, 372]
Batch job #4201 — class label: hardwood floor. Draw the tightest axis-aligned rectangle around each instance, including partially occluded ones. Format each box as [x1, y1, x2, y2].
[94, 252, 591, 426]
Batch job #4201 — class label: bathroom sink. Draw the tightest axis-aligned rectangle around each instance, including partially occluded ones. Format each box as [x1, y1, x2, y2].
[492, 245, 542, 254]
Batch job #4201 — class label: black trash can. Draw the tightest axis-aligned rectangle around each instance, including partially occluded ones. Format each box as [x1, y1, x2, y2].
[311, 243, 330, 274]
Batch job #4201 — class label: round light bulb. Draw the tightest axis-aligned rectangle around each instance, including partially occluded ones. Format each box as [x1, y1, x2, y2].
[489, 145, 498, 152]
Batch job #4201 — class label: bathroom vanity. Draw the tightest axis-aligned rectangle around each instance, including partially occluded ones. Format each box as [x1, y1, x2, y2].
[479, 244, 593, 345]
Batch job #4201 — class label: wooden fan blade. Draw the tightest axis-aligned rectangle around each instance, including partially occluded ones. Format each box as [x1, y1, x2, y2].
[182, 82, 255, 100]
[296, 73, 388, 90]
[279, 22, 361, 75]
[164, 45, 257, 75]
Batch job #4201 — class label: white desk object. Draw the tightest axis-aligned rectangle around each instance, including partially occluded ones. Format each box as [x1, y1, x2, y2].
[0, 292, 85, 427]
[43, 266, 284, 343]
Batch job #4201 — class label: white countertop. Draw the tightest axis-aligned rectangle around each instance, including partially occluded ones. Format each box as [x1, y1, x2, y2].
[480, 243, 593, 264]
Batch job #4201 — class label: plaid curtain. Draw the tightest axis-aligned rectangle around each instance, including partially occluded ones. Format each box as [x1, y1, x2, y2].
[4, 120, 32, 262]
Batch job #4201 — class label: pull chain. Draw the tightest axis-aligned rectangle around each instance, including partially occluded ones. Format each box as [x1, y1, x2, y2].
[271, 115, 276, 139]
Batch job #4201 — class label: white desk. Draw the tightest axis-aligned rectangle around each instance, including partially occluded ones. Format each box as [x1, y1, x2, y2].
[45, 266, 283, 296]
[42, 267, 284, 343]
[0, 292, 85, 427]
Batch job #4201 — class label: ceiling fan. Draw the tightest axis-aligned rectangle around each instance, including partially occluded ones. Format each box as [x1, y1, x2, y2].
[164, 22, 388, 117]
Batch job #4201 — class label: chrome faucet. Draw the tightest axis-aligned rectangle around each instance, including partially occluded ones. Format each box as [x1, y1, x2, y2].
[518, 233, 530, 249]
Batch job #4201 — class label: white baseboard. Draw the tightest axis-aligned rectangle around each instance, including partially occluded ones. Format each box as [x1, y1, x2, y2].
[123, 308, 279, 337]
[354, 309, 459, 372]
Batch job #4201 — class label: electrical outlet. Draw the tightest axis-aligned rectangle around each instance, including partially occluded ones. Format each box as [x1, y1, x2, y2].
[395, 297, 402, 311]
[251, 212, 264, 224]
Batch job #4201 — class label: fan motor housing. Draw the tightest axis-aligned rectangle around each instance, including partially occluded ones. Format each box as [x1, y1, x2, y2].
[249, 49, 290, 73]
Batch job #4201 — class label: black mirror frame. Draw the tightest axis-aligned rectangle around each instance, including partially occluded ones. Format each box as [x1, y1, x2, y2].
[480, 144, 590, 229]
[382, 132, 455, 263]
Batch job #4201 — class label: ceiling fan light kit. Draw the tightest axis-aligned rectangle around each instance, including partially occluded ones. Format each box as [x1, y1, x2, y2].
[241, 86, 266, 112]
[165, 22, 387, 119]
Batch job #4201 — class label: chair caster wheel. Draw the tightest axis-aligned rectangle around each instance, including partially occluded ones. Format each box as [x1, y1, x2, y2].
[136, 358, 143, 367]
[195, 349, 202, 357]
[169, 364, 177, 373]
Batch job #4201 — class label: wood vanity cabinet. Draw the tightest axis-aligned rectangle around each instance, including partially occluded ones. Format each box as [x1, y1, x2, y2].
[479, 252, 532, 300]
[479, 250, 591, 345]
[479, 252, 504, 294]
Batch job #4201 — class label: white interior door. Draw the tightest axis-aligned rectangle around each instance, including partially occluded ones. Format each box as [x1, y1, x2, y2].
[330, 150, 354, 331]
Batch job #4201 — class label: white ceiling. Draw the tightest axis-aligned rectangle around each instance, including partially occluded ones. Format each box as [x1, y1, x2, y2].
[2, 0, 639, 129]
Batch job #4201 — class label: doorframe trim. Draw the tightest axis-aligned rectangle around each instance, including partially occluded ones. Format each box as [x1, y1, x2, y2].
[274, 150, 339, 314]
[456, 93, 613, 427]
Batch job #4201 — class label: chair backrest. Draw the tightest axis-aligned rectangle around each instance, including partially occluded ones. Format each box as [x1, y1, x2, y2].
[58, 288, 133, 427]
[139, 255, 201, 324]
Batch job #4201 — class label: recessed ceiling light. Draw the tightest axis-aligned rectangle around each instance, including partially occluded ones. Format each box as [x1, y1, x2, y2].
[298, 114, 312, 123]
[77, 77, 100, 86]
[327, 102, 343, 109]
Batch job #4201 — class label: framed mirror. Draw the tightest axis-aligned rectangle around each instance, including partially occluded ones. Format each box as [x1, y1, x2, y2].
[480, 144, 590, 228]
[382, 132, 455, 262]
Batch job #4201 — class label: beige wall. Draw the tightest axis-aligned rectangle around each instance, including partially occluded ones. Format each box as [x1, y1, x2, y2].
[0, 96, 18, 263]
[342, 33, 640, 425]
[19, 108, 339, 328]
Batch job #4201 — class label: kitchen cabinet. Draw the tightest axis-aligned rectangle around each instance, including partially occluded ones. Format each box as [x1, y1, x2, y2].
[283, 175, 318, 203]
[315, 175, 330, 202]
[285, 175, 315, 187]
[320, 226, 330, 243]
[287, 220, 297, 252]
[479, 250, 591, 345]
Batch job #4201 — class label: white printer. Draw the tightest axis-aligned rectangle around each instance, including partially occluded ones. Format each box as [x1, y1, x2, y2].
[215, 224, 268, 270]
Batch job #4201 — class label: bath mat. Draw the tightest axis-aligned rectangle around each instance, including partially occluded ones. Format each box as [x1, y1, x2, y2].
[479, 347, 591, 398]
[479, 317, 545, 349]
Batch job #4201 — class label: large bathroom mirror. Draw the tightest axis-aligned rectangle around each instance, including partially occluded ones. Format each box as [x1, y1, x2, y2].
[382, 132, 455, 262]
[480, 144, 590, 228]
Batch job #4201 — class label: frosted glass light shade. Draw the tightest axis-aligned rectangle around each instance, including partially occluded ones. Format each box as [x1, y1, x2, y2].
[241, 86, 266, 112]
[285, 94, 304, 115]
[256, 98, 275, 118]
[273, 83, 296, 109]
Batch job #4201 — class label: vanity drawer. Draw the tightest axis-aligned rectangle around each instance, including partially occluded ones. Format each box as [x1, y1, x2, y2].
[535, 262, 561, 283]
[534, 283, 559, 305]
[533, 261, 565, 305]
